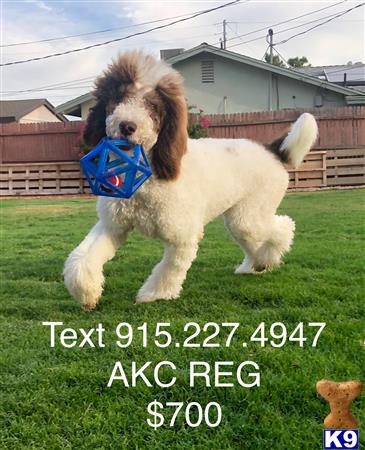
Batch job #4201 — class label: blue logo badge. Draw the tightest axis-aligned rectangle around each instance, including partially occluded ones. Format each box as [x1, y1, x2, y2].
[323, 430, 358, 449]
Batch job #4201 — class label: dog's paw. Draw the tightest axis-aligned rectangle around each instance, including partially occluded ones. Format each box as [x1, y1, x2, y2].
[135, 288, 180, 304]
[63, 255, 103, 310]
[81, 295, 101, 311]
[135, 293, 158, 304]
[234, 257, 255, 274]
[81, 304, 96, 312]
[66, 284, 102, 311]
[235, 265, 255, 274]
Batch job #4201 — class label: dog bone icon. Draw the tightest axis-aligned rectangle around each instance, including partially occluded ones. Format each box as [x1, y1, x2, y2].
[317, 380, 363, 429]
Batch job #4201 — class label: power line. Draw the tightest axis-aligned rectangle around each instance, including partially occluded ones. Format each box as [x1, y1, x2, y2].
[0, 27, 222, 95]
[226, 18, 362, 24]
[225, 5, 360, 50]
[3, 0, 362, 96]
[2, 86, 93, 95]
[212, 0, 348, 46]
[2, 29, 221, 59]
[1, 0, 243, 67]
[1, 28, 220, 94]
[1, 11, 220, 48]
[0, 27, 219, 94]
[275, 2, 365, 46]
[1, 76, 95, 94]
[225, 11, 340, 48]
[225, 22, 257, 52]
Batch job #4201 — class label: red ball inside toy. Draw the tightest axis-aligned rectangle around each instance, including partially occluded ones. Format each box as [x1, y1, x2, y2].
[101, 175, 123, 192]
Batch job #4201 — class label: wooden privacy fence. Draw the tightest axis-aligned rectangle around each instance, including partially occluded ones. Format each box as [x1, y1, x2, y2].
[2, 148, 364, 196]
[1, 162, 91, 196]
[288, 151, 326, 189]
[0, 121, 83, 163]
[1, 106, 364, 195]
[287, 148, 365, 189]
[195, 106, 365, 149]
[326, 147, 365, 187]
[191, 105, 365, 190]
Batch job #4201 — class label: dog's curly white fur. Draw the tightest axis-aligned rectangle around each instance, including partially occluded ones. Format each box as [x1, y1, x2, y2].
[63, 51, 318, 309]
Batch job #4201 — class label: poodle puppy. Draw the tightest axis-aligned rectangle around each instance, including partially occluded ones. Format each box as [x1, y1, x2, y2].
[64, 51, 318, 309]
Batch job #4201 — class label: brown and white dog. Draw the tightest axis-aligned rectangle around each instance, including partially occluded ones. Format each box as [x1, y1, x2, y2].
[64, 50, 318, 310]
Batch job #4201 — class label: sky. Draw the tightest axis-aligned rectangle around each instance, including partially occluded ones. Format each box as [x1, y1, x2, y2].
[1, 0, 364, 107]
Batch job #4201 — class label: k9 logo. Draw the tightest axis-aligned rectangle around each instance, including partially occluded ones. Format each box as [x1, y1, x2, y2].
[323, 430, 359, 449]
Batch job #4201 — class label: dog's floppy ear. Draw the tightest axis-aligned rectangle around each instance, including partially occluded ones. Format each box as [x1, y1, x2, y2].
[83, 55, 136, 147]
[83, 101, 107, 147]
[152, 73, 188, 180]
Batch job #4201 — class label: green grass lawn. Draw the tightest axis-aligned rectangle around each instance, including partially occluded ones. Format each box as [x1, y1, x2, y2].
[1, 190, 364, 450]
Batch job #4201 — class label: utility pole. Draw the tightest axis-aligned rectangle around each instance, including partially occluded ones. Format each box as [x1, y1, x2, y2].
[268, 28, 274, 64]
[222, 19, 227, 50]
[267, 29, 274, 111]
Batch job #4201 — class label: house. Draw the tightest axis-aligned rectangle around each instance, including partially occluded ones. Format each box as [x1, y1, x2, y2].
[56, 43, 365, 118]
[164, 45, 365, 113]
[0, 99, 67, 124]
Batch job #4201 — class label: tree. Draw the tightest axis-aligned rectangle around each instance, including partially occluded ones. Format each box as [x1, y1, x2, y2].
[287, 56, 311, 68]
[264, 52, 285, 67]
[264, 52, 311, 69]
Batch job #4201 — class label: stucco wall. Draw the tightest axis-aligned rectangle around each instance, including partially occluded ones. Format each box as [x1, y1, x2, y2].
[19, 105, 62, 123]
[173, 54, 346, 114]
[81, 98, 97, 121]
[274, 74, 346, 110]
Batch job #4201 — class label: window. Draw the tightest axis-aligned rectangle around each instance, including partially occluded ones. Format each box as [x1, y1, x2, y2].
[201, 60, 215, 83]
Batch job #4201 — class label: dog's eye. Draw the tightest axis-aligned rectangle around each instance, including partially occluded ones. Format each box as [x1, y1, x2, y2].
[106, 104, 114, 115]
[145, 99, 157, 111]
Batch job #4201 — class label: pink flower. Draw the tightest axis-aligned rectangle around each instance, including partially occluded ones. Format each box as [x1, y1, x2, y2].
[199, 116, 210, 129]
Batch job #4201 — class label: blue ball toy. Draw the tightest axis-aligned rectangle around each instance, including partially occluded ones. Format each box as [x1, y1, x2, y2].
[80, 138, 152, 198]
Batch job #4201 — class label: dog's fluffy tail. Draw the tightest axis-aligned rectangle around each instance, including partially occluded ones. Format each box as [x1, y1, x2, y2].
[269, 113, 318, 168]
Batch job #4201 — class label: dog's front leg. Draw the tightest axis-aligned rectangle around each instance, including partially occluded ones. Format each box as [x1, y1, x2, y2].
[63, 220, 128, 310]
[136, 241, 199, 304]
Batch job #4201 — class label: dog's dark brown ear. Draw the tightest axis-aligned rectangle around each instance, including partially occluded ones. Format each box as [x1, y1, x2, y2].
[83, 54, 136, 147]
[152, 73, 188, 180]
[83, 101, 106, 147]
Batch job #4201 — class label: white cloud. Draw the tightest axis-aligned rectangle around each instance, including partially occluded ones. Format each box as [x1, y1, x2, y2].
[25, 0, 52, 12]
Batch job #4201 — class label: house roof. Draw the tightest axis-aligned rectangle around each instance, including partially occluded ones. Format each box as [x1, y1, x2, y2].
[167, 44, 365, 97]
[56, 92, 92, 117]
[297, 63, 365, 86]
[56, 44, 365, 115]
[1, 98, 67, 122]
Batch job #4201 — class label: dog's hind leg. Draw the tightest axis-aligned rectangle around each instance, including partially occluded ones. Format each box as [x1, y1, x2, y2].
[224, 207, 295, 274]
[136, 240, 199, 304]
[63, 221, 128, 310]
[253, 215, 295, 271]
[224, 212, 260, 274]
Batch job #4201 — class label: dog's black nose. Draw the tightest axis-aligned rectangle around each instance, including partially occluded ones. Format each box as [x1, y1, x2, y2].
[119, 121, 137, 137]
